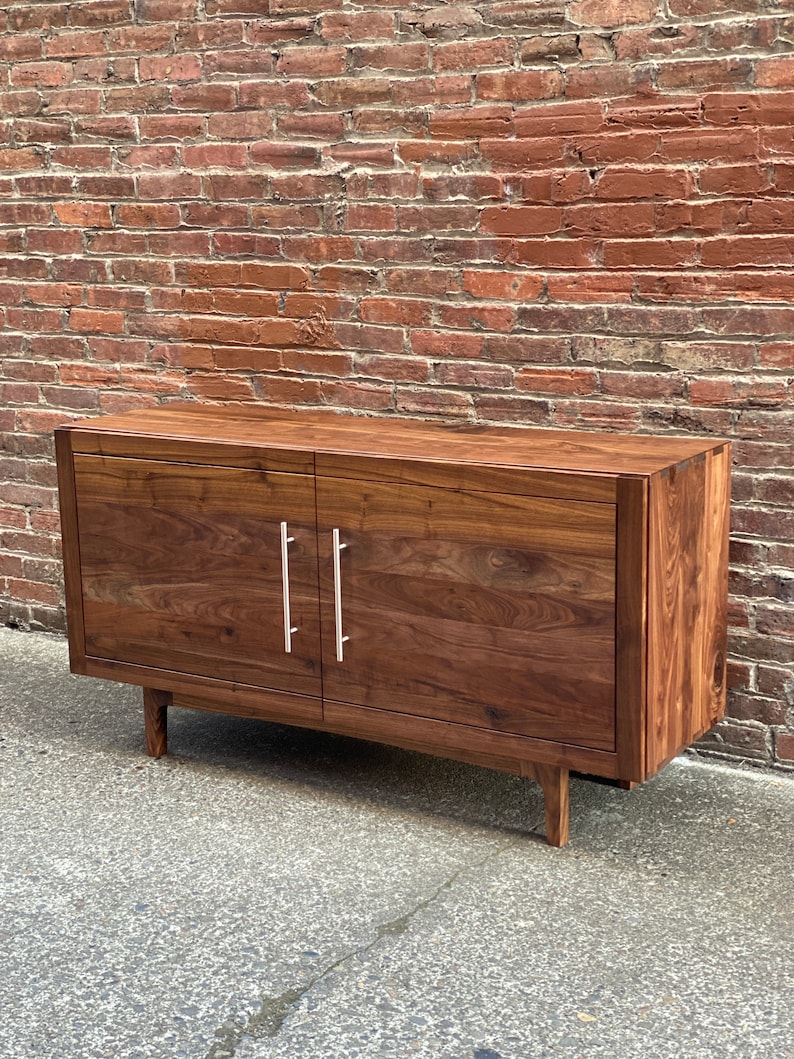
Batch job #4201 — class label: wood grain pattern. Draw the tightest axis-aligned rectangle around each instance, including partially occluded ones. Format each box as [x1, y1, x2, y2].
[55, 428, 88, 669]
[73, 455, 322, 696]
[646, 447, 731, 773]
[55, 405, 730, 845]
[316, 453, 617, 502]
[143, 687, 170, 758]
[64, 403, 722, 477]
[318, 477, 617, 750]
[615, 476, 648, 782]
[322, 699, 621, 777]
[522, 761, 570, 847]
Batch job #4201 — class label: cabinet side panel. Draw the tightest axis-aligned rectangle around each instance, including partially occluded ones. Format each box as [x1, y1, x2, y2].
[646, 447, 731, 774]
[54, 428, 87, 671]
[615, 476, 648, 782]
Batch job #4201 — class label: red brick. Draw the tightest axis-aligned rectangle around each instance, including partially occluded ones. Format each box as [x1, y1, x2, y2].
[575, 130, 659, 165]
[474, 394, 551, 425]
[116, 203, 181, 228]
[396, 388, 472, 418]
[0, 147, 44, 170]
[71, 0, 132, 25]
[398, 205, 479, 233]
[326, 143, 395, 167]
[312, 77, 391, 106]
[429, 106, 513, 140]
[359, 297, 431, 327]
[320, 11, 395, 41]
[351, 42, 428, 72]
[11, 61, 73, 87]
[565, 203, 655, 237]
[516, 368, 597, 395]
[547, 273, 633, 303]
[322, 381, 394, 410]
[278, 112, 348, 139]
[757, 343, 794, 369]
[604, 239, 700, 268]
[439, 303, 515, 332]
[74, 116, 137, 140]
[256, 376, 323, 405]
[462, 270, 543, 301]
[410, 330, 485, 360]
[251, 143, 320, 168]
[476, 70, 562, 102]
[355, 354, 430, 383]
[658, 58, 753, 91]
[570, 0, 656, 25]
[435, 363, 513, 388]
[46, 30, 107, 57]
[7, 5, 68, 32]
[701, 237, 794, 268]
[700, 165, 772, 195]
[25, 283, 81, 307]
[595, 167, 695, 200]
[140, 54, 203, 82]
[776, 733, 794, 763]
[68, 308, 124, 334]
[510, 239, 598, 269]
[108, 24, 174, 51]
[239, 80, 311, 108]
[434, 38, 515, 72]
[277, 45, 346, 75]
[566, 63, 653, 101]
[171, 84, 236, 112]
[392, 76, 470, 107]
[423, 174, 503, 202]
[480, 206, 563, 237]
[53, 202, 113, 228]
[756, 57, 794, 89]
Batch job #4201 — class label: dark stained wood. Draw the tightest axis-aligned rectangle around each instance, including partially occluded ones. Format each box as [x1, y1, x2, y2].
[55, 404, 730, 845]
[82, 654, 324, 723]
[646, 446, 731, 773]
[69, 428, 315, 475]
[322, 700, 621, 777]
[73, 455, 322, 696]
[54, 428, 88, 669]
[615, 476, 648, 782]
[63, 403, 724, 477]
[173, 689, 324, 727]
[318, 477, 617, 750]
[522, 761, 570, 847]
[143, 687, 170, 758]
[316, 453, 617, 503]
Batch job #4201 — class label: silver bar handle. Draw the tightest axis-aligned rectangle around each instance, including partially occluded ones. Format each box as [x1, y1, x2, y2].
[332, 528, 349, 662]
[280, 521, 298, 653]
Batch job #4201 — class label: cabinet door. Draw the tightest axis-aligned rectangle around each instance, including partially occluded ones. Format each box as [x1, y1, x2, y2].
[317, 478, 616, 751]
[73, 455, 321, 697]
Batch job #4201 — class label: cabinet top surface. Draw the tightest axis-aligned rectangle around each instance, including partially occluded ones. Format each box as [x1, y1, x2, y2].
[61, 404, 726, 476]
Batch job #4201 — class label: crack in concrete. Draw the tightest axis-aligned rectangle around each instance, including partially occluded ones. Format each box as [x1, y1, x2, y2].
[203, 836, 520, 1058]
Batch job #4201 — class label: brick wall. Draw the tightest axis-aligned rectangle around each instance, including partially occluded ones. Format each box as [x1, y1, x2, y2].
[0, 0, 792, 768]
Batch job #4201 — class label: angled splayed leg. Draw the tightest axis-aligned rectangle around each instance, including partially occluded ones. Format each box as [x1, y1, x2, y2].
[521, 761, 570, 847]
[143, 688, 170, 758]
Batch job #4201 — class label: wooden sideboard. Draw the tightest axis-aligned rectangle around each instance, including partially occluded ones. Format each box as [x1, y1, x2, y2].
[55, 405, 730, 845]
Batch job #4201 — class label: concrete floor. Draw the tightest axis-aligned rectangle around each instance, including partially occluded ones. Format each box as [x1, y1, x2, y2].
[1, 625, 792, 1059]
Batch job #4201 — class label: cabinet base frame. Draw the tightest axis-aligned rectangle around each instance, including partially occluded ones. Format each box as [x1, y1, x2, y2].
[144, 686, 574, 847]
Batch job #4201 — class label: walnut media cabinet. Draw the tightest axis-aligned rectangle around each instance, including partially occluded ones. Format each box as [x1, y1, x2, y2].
[56, 405, 730, 846]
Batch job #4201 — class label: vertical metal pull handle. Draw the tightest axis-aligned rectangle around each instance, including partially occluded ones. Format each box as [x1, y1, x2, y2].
[332, 528, 349, 662]
[280, 521, 298, 653]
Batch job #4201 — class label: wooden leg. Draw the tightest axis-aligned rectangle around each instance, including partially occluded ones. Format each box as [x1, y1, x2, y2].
[521, 761, 570, 847]
[143, 688, 170, 758]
